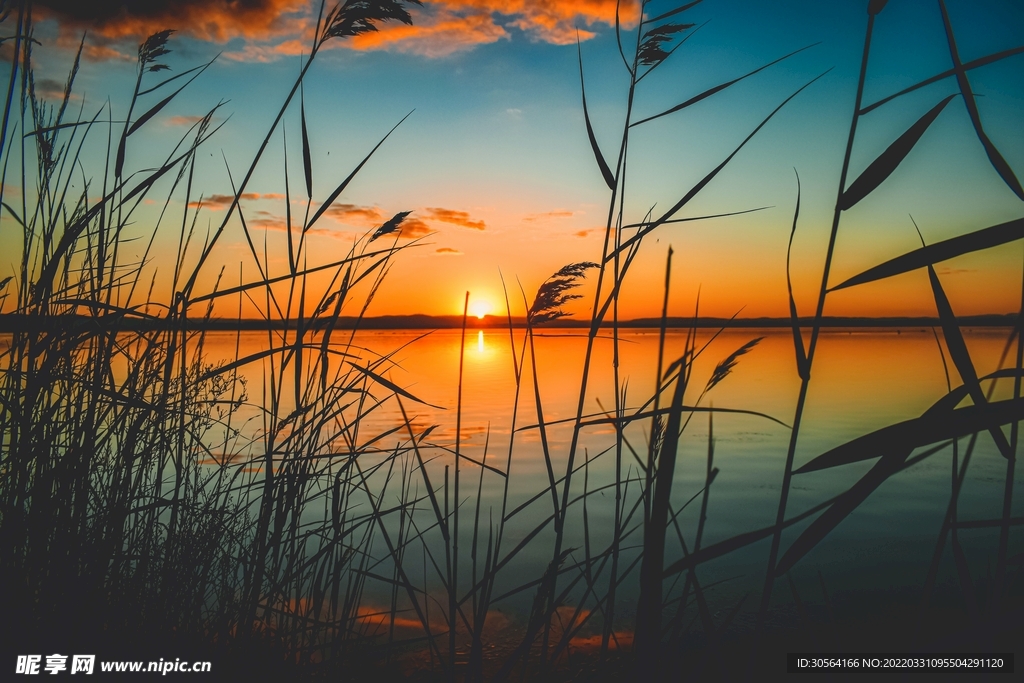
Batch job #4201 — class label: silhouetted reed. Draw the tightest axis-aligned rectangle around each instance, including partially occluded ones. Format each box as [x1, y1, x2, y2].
[1, 0, 1021, 681]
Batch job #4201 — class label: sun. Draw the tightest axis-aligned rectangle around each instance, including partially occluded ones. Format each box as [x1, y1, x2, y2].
[469, 299, 491, 319]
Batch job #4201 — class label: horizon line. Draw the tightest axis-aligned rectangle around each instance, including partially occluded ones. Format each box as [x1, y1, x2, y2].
[0, 312, 1016, 332]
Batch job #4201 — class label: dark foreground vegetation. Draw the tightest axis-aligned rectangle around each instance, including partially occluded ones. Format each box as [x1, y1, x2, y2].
[1, 0, 1022, 680]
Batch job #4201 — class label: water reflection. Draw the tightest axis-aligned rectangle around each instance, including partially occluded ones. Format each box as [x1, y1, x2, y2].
[193, 326, 1019, 618]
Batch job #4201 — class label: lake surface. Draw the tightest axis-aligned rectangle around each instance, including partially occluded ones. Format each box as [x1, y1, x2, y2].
[191, 326, 1021, 631]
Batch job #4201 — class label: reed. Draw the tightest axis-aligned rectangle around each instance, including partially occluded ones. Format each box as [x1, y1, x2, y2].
[746, 0, 1024, 672]
[1, 0, 1021, 681]
[0, 0, 441, 672]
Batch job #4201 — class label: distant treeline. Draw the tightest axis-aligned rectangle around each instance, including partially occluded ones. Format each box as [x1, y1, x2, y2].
[0, 312, 1016, 332]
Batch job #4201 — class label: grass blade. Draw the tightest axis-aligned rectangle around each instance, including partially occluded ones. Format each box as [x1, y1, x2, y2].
[126, 60, 215, 137]
[860, 44, 1024, 116]
[793, 396, 1024, 474]
[787, 171, 808, 379]
[305, 111, 413, 230]
[838, 94, 956, 211]
[777, 449, 911, 576]
[578, 35, 616, 191]
[610, 70, 829, 261]
[347, 361, 444, 410]
[831, 217, 1024, 291]
[924, 369, 1024, 418]
[647, 0, 704, 25]
[301, 83, 312, 199]
[928, 264, 1013, 459]
[939, 0, 1024, 201]
[630, 44, 818, 128]
[634, 352, 688, 669]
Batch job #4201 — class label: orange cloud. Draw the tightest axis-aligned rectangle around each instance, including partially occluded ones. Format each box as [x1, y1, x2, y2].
[524, 210, 575, 222]
[36, 0, 309, 43]
[324, 203, 386, 225]
[81, 41, 136, 62]
[188, 192, 262, 210]
[425, 207, 485, 230]
[223, 38, 308, 63]
[247, 212, 342, 238]
[319, 203, 432, 239]
[483, 0, 638, 45]
[37, 0, 640, 62]
[349, 8, 508, 57]
[352, 1, 640, 54]
[400, 216, 432, 238]
[165, 114, 207, 127]
[435, 247, 462, 255]
[39, 0, 312, 64]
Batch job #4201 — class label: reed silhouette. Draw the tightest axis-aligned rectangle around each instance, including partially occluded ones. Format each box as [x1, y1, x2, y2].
[0, 1, 1021, 681]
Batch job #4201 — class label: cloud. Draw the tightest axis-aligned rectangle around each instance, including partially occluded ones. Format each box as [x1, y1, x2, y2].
[38, 0, 312, 64]
[524, 210, 574, 222]
[323, 203, 386, 225]
[425, 207, 485, 230]
[352, 2, 640, 54]
[320, 203, 432, 239]
[36, 0, 309, 43]
[165, 114, 207, 127]
[435, 247, 462, 255]
[322, 203, 480, 233]
[181, 197, 474, 239]
[247, 212, 340, 238]
[187, 192, 287, 209]
[37, 0, 640, 62]
[483, 0, 637, 45]
[223, 38, 307, 63]
[32, 77, 73, 101]
[400, 216, 432, 238]
[573, 227, 603, 238]
[81, 41, 136, 62]
[349, 9, 508, 58]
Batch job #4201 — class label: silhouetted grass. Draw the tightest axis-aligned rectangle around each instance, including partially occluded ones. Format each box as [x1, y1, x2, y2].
[1, 1, 1021, 681]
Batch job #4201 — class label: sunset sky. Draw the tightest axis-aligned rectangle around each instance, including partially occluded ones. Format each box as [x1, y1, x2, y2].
[6, 0, 1024, 320]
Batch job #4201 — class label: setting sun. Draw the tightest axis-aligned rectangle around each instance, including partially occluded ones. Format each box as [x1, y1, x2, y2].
[469, 299, 491, 319]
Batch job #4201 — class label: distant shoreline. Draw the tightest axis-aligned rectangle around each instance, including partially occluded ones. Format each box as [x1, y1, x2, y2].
[0, 312, 1016, 332]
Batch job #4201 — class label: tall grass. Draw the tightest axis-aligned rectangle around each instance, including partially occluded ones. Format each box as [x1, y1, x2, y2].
[752, 1, 1024, 664]
[0, 0, 443, 672]
[1, 0, 1021, 681]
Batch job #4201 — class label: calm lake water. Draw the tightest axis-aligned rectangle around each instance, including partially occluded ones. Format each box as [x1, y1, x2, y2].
[192, 326, 1021, 630]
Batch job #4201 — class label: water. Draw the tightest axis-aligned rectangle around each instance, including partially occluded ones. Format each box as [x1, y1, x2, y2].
[194, 325, 1022, 628]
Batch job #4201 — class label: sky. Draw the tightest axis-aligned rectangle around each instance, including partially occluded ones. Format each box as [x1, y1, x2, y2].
[4, 0, 1024, 320]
